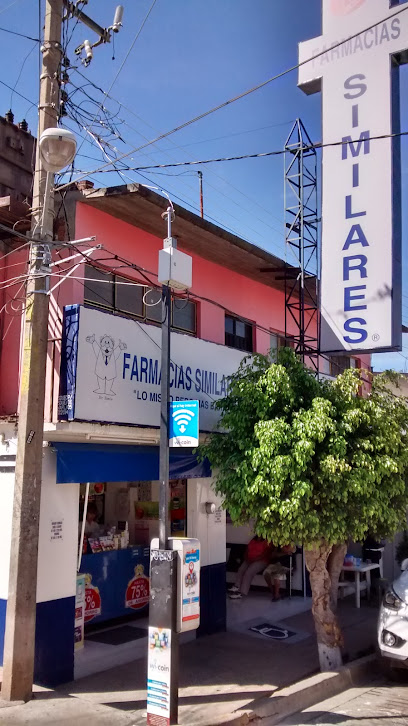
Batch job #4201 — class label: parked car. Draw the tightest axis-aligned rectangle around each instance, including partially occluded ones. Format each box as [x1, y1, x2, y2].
[378, 559, 408, 668]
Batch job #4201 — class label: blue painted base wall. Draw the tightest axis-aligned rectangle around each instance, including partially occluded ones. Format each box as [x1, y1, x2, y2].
[0, 599, 6, 664]
[0, 596, 75, 688]
[198, 562, 226, 637]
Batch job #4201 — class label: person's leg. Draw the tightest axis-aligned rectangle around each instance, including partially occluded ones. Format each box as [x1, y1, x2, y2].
[273, 577, 281, 600]
[264, 569, 273, 593]
[234, 560, 250, 590]
[240, 560, 268, 595]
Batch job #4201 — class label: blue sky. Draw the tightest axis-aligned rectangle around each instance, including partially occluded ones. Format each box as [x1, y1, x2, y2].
[1, 0, 407, 370]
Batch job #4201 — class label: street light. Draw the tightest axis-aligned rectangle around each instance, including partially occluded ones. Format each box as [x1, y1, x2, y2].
[39, 127, 76, 173]
[37, 128, 76, 240]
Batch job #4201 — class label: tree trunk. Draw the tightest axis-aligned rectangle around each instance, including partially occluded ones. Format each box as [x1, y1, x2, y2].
[305, 541, 344, 672]
[327, 542, 347, 611]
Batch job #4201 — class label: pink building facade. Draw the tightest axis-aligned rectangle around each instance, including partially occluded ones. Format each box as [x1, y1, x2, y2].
[0, 183, 370, 686]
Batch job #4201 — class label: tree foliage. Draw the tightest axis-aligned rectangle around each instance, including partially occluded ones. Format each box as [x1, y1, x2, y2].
[202, 349, 408, 549]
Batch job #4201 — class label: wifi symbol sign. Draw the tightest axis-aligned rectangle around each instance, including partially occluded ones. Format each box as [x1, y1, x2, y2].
[172, 408, 195, 434]
[169, 400, 199, 448]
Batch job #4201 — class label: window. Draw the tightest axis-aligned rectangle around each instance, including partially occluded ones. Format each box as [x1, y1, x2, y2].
[225, 314, 253, 352]
[269, 331, 290, 358]
[83, 265, 197, 335]
[172, 299, 196, 334]
[84, 265, 114, 309]
[329, 355, 353, 376]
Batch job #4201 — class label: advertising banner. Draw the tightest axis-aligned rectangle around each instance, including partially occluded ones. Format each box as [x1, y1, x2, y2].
[298, 0, 407, 353]
[147, 627, 172, 726]
[59, 305, 245, 430]
[182, 546, 200, 626]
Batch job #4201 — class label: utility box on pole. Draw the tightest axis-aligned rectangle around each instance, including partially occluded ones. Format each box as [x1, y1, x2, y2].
[158, 236, 192, 292]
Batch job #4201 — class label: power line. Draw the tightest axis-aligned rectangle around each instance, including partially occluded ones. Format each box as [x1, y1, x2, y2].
[62, 117, 287, 252]
[76, 0, 159, 156]
[66, 79, 287, 249]
[0, 25, 39, 40]
[55, 2, 408, 192]
[66, 128, 408, 176]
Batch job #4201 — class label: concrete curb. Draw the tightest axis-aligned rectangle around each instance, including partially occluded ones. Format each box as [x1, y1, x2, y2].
[201, 653, 379, 726]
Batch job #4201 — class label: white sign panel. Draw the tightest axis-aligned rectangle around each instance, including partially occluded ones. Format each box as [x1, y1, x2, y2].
[299, 0, 405, 353]
[169, 537, 200, 633]
[59, 305, 245, 431]
[147, 626, 171, 726]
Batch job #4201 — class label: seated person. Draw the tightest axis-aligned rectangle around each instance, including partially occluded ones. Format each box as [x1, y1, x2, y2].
[228, 536, 272, 599]
[263, 544, 295, 601]
[83, 501, 102, 537]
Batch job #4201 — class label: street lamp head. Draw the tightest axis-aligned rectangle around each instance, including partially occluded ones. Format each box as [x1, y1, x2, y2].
[39, 128, 76, 173]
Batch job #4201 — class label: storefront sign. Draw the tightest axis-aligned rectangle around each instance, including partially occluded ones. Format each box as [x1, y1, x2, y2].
[125, 564, 150, 610]
[147, 627, 171, 726]
[299, 0, 407, 353]
[169, 400, 199, 447]
[59, 305, 245, 430]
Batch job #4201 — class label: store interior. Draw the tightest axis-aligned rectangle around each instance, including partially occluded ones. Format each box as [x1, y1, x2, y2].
[75, 479, 187, 679]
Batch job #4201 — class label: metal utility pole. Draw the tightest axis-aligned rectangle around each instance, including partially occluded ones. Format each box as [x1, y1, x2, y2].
[198, 171, 204, 219]
[1, 0, 63, 703]
[158, 208, 172, 549]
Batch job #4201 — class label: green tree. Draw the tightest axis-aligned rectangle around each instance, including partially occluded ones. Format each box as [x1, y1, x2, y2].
[202, 349, 408, 671]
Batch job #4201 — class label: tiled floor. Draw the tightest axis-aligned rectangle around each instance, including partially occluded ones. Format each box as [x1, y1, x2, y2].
[74, 617, 149, 680]
[74, 591, 313, 680]
[227, 590, 312, 629]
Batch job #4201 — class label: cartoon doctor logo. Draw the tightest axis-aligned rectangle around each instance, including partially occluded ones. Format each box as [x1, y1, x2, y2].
[86, 333, 127, 396]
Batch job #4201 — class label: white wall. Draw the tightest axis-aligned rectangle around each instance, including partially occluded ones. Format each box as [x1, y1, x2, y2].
[187, 478, 225, 568]
[36, 447, 79, 603]
[226, 521, 254, 545]
[0, 433, 17, 600]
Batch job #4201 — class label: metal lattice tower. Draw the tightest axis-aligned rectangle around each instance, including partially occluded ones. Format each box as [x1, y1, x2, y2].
[284, 119, 319, 371]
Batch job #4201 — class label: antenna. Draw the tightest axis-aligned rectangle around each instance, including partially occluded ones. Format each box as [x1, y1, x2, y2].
[111, 5, 124, 33]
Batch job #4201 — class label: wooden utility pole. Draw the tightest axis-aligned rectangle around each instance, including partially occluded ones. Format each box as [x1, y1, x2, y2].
[1, 0, 63, 702]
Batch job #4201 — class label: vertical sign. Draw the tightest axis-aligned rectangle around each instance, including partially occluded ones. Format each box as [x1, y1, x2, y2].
[147, 627, 172, 726]
[169, 400, 199, 448]
[181, 546, 200, 627]
[299, 0, 407, 353]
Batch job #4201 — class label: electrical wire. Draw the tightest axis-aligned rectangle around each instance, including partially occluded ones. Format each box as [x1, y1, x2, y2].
[64, 128, 408, 175]
[67, 72, 291, 238]
[10, 41, 37, 109]
[64, 82, 286, 250]
[0, 0, 21, 15]
[0, 25, 39, 40]
[75, 0, 159, 156]
[56, 2, 408, 192]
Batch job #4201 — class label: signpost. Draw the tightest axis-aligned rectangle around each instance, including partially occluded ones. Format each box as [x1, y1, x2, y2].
[299, 0, 408, 353]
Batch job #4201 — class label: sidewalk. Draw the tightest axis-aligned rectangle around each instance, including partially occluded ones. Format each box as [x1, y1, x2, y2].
[277, 677, 408, 725]
[0, 599, 379, 726]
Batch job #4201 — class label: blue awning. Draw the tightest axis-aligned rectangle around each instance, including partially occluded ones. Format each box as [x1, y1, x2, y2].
[52, 442, 211, 484]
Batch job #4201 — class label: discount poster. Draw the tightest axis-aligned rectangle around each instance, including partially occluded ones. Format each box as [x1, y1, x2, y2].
[147, 627, 171, 726]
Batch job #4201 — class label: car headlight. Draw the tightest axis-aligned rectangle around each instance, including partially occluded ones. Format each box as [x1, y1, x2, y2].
[382, 629, 406, 649]
[383, 589, 404, 611]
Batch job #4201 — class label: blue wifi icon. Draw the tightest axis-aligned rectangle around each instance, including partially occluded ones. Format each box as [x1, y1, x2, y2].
[172, 407, 195, 434]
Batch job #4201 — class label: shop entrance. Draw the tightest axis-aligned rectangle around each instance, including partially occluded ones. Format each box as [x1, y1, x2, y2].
[75, 479, 186, 678]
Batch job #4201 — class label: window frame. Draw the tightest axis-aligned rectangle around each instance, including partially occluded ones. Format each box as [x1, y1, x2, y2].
[83, 264, 197, 336]
[225, 313, 254, 353]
